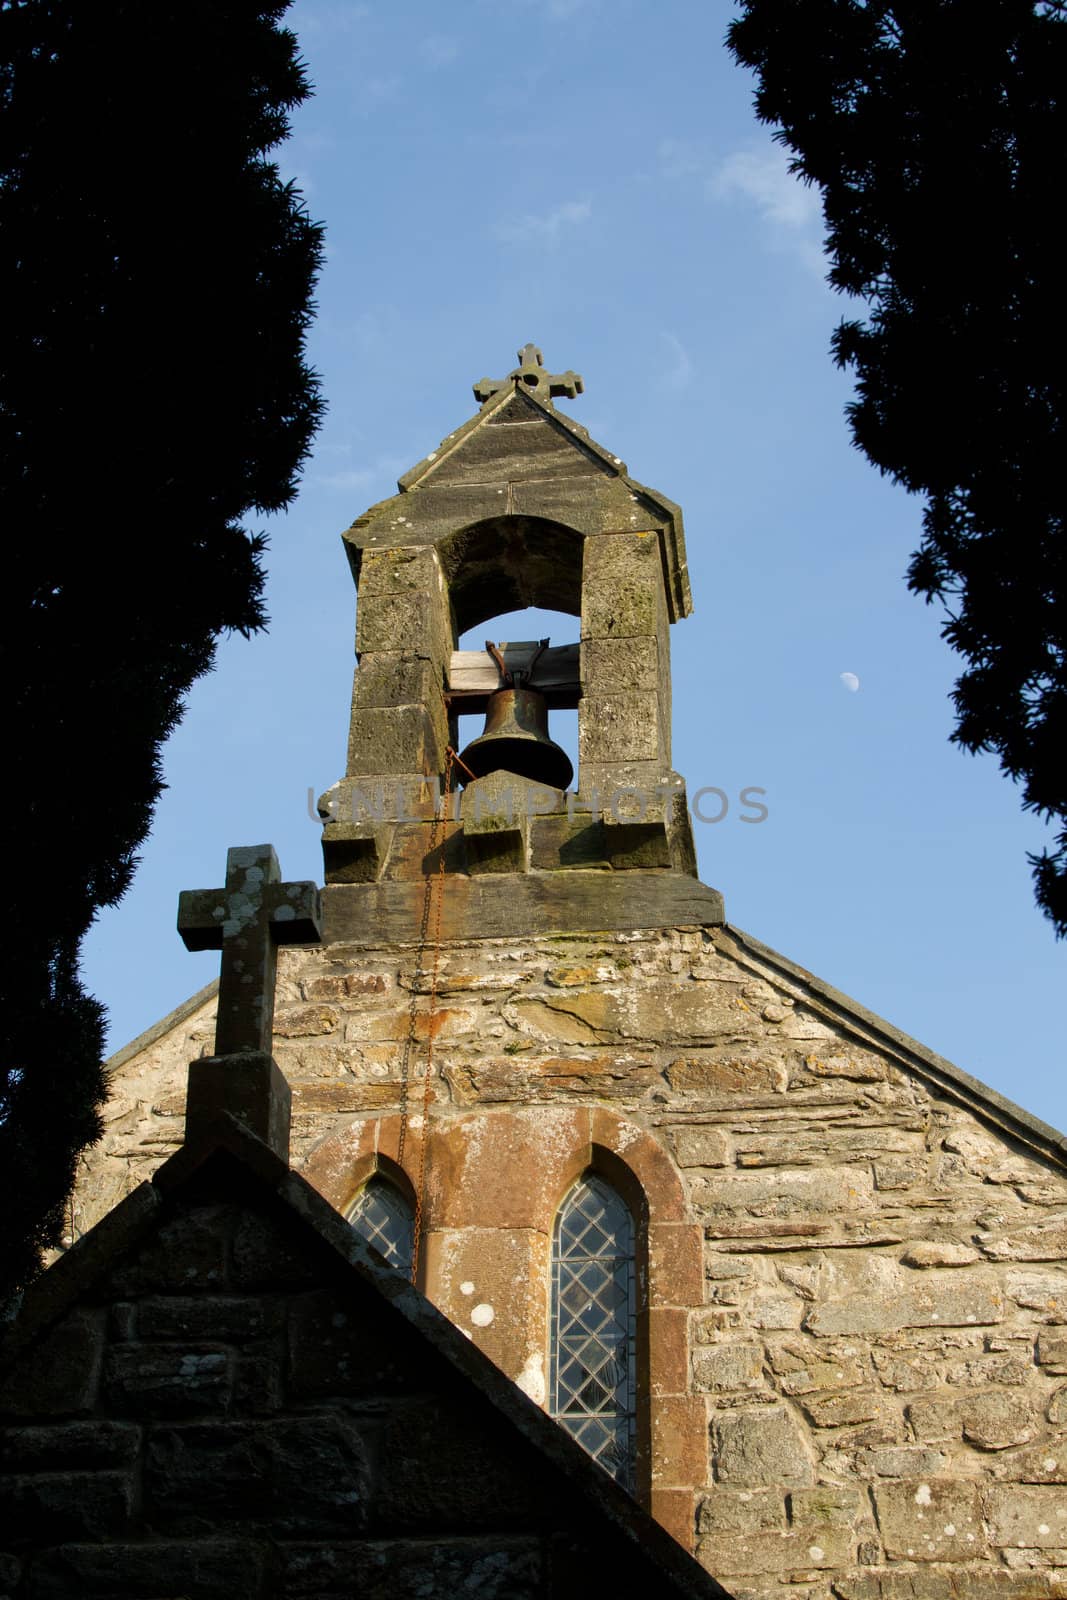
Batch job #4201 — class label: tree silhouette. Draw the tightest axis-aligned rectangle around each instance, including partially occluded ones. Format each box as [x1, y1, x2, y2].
[729, 0, 1066, 936]
[0, 0, 324, 1294]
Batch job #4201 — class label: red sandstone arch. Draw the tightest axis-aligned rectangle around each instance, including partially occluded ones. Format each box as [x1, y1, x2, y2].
[300, 1105, 703, 1550]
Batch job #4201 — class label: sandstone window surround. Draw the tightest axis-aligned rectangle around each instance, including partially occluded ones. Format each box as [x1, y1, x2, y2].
[303, 1106, 707, 1550]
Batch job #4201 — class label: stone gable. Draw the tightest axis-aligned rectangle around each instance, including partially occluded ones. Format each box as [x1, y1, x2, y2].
[2, 1126, 727, 1600]
[63, 920, 1067, 1597]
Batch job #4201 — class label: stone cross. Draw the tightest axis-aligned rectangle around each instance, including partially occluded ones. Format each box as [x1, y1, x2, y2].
[178, 844, 322, 1057]
[474, 343, 585, 406]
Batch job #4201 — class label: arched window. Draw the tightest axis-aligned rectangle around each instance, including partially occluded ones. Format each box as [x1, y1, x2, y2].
[346, 1176, 414, 1276]
[550, 1173, 637, 1489]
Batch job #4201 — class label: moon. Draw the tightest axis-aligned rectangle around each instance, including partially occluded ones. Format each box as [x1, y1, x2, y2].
[840, 671, 860, 693]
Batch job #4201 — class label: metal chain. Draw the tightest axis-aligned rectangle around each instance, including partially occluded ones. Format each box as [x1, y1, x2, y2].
[404, 748, 456, 1284]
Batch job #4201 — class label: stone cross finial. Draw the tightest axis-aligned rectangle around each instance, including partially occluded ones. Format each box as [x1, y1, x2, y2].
[178, 844, 322, 1057]
[474, 343, 585, 406]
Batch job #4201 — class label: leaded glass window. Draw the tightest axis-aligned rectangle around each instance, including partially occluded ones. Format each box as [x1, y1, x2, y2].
[550, 1173, 637, 1489]
[346, 1176, 414, 1275]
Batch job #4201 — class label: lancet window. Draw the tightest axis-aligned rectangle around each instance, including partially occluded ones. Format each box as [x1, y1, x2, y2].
[346, 1176, 414, 1276]
[549, 1172, 637, 1489]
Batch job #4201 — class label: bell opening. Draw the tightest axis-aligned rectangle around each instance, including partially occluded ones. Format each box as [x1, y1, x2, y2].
[455, 607, 579, 791]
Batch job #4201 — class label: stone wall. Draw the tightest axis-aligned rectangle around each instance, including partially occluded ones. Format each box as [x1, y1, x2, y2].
[69, 923, 1067, 1598]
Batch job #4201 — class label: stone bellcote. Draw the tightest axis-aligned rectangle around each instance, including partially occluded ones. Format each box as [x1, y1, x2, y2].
[317, 347, 723, 936]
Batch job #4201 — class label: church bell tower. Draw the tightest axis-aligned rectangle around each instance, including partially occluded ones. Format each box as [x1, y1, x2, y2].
[316, 342, 718, 921]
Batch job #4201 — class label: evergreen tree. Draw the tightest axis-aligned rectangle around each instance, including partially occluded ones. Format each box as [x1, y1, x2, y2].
[728, 0, 1067, 935]
[0, 1, 324, 1295]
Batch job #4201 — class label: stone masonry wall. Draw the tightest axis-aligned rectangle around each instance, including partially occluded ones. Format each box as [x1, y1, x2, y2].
[69, 924, 1067, 1599]
[2, 1175, 721, 1600]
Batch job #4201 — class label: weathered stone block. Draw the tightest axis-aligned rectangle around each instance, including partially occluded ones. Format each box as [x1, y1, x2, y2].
[25, 1539, 272, 1599]
[901, 1241, 981, 1268]
[0, 1470, 134, 1547]
[358, 546, 440, 598]
[281, 1535, 542, 1598]
[0, 1311, 102, 1419]
[602, 812, 672, 869]
[355, 590, 444, 656]
[806, 1269, 1003, 1335]
[287, 1289, 417, 1400]
[669, 1126, 729, 1168]
[1006, 1271, 1067, 1319]
[873, 1478, 985, 1561]
[346, 704, 444, 779]
[788, 1485, 863, 1525]
[103, 1346, 233, 1418]
[649, 1224, 705, 1310]
[801, 1389, 885, 1428]
[988, 1485, 1067, 1548]
[778, 1357, 866, 1397]
[373, 1397, 548, 1533]
[803, 1051, 886, 1082]
[651, 1394, 709, 1490]
[579, 692, 662, 765]
[107, 1207, 229, 1296]
[145, 1416, 370, 1535]
[351, 653, 440, 707]
[1004, 1445, 1067, 1482]
[834, 1573, 1067, 1599]
[860, 1446, 948, 1478]
[668, 1049, 783, 1100]
[582, 635, 661, 691]
[701, 1166, 874, 1223]
[134, 1296, 284, 1343]
[692, 1344, 764, 1394]
[980, 1219, 1067, 1262]
[697, 1525, 850, 1577]
[697, 1488, 785, 1534]
[712, 1405, 815, 1488]
[231, 1209, 317, 1291]
[946, 1351, 1032, 1386]
[0, 1421, 138, 1474]
[961, 1391, 1035, 1450]
[905, 1397, 962, 1443]
[582, 573, 661, 641]
[1037, 1332, 1067, 1374]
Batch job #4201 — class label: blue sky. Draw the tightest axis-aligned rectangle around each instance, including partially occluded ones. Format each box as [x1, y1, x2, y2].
[81, 0, 1065, 1130]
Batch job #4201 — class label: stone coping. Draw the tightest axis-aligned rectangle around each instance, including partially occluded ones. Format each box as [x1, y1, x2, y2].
[722, 923, 1067, 1171]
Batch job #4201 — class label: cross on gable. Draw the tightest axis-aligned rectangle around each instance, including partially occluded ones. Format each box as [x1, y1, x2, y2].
[178, 844, 322, 1057]
[474, 342, 585, 406]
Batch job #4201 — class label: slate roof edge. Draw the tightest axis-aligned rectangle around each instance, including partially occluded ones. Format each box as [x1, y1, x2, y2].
[1, 1115, 733, 1600]
[720, 922, 1067, 1170]
[104, 978, 219, 1072]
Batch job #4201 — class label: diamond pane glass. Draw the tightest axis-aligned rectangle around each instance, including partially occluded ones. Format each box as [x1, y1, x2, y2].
[346, 1177, 414, 1275]
[550, 1174, 636, 1489]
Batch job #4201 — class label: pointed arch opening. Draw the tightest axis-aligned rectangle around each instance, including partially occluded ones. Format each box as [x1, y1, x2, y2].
[346, 1173, 415, 1277]
[550, 1170, 638, 1490]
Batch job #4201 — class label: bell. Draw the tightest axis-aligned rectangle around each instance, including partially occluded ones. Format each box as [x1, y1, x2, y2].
[459, 684, 574, 791]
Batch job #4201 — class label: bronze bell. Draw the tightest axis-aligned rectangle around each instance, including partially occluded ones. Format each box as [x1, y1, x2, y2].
[458, 640, 574, 791]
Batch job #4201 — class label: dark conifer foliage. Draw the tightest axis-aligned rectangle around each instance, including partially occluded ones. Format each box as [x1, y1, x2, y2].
[728, 0, 1067, 936]
[0, 1, 324, 1294]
